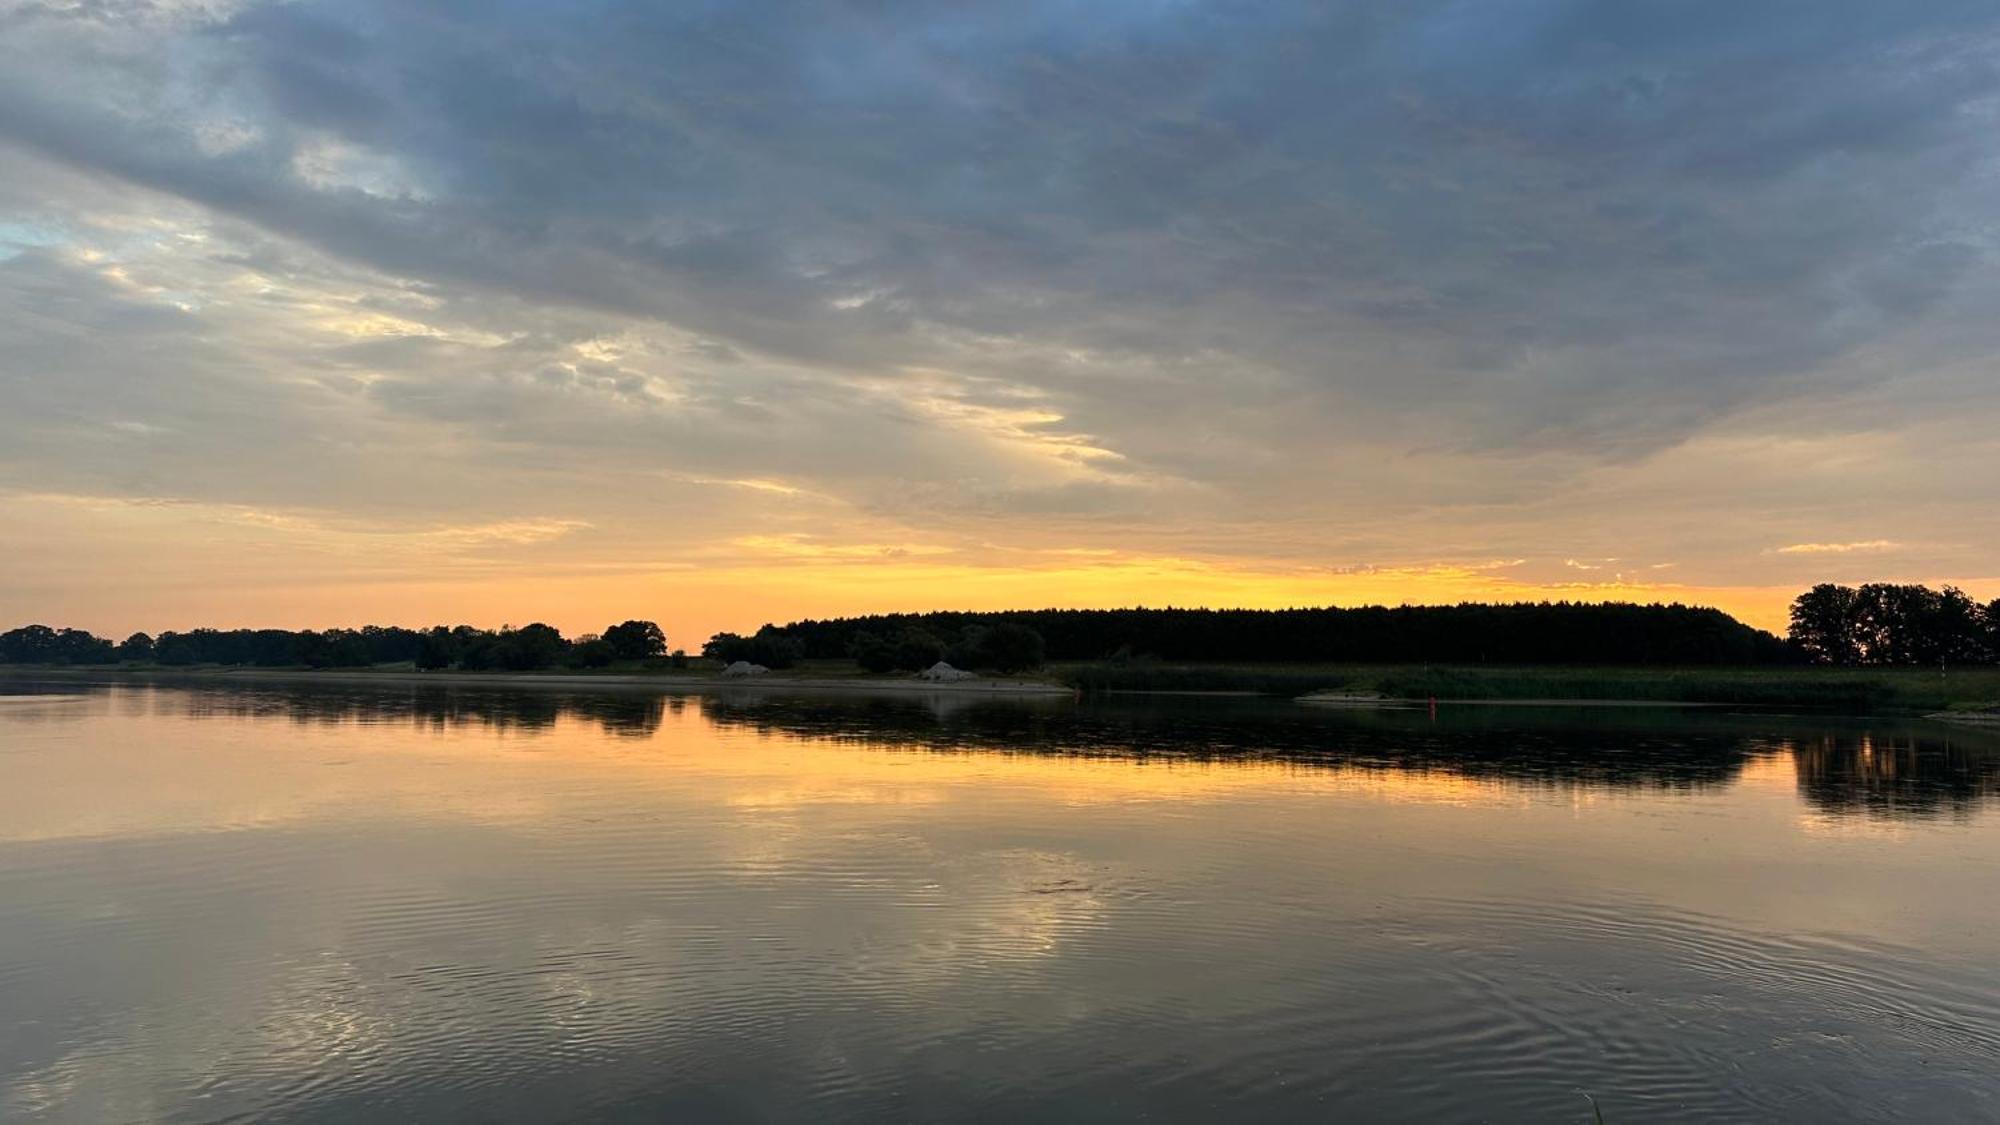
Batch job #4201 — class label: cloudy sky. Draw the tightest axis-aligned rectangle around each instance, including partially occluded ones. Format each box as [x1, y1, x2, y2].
[2, 0, 1996, 640]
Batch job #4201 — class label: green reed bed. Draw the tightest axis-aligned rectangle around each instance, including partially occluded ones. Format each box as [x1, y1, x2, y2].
[1052, 661, 2000, 713]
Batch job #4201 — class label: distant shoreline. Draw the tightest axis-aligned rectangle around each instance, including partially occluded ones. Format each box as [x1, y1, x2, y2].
[5, 662, 1999, 716]
[0, 665, 1077, 697]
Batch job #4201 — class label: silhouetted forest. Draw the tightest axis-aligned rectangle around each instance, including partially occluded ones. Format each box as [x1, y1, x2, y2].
[8, 588, 1999, 671]
[1788, 584, 2000, 665]
[770, 602, 1794, 666]
[0, 621, 676, 671]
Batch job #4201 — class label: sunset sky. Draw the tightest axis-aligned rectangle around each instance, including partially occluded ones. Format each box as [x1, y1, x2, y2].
[3, 0, 1997, 642]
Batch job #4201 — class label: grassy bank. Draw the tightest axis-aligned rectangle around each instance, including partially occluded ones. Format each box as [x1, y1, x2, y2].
[1051, 661, 2000, 713]
[10, 660, 2000, 714]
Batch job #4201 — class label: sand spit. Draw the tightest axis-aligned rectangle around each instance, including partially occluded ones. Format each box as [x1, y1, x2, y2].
[1929, 708, 2000, 728]
[1295, 691, 1406, 708]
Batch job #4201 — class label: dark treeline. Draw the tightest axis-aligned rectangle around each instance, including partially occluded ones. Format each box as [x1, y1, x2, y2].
[702, 620, 1046, 672]
[10, 587, 1999, 672]
[769, 602, 1793, 666]
[0, 620, 676, 671]
[0, 625, 118, 665]
[1788, 584, 2000, 666]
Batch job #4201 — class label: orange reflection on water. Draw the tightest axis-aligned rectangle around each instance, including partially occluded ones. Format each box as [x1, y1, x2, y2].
[5, 685, 1998, 850]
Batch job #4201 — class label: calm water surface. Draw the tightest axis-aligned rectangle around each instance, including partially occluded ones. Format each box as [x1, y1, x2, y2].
[4, 683, 2000, 1123]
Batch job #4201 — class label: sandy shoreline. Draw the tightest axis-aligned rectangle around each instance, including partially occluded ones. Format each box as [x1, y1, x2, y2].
[0, 666, 1077, 697]
[1929, 709, 2000, 728]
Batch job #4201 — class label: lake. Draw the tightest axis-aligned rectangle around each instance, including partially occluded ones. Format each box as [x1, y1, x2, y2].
[4, 682, 2000, 1122]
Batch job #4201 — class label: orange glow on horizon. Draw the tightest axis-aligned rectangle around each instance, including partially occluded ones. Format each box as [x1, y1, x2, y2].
[7, 492, 1995, 643]
[11, 549, 1932, 642]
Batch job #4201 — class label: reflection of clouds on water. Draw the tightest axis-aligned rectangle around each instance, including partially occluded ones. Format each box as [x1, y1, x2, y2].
[880, 847, 1120, 979]
[3, 1049, 82, 1120]
[0, 828, 1126, 1121]
[963, 849, 1115, 962]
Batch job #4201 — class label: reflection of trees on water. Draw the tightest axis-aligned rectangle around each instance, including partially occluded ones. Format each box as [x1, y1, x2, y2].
[698, 695, 1760, 790]
[1788, 732, 2000, 820]
[162, 684, 678, 739]
[695, 695, 2000, 818]
[78, 681, 2000, 817]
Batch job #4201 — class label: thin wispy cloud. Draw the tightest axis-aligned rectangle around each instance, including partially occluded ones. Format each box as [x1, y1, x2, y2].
[1775, 541, 1905, 555]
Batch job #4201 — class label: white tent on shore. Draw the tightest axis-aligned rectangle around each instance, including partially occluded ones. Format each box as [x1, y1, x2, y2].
[918, 661, 977, 682]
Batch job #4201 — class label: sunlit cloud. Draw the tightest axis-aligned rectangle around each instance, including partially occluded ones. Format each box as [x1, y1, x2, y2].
[10, 492, 588, 554]
[899, 379, 1133, 475]
[728, 534, 958, 564]
[666, 473, 827, 500]
[1774, 541, 1905, 555]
